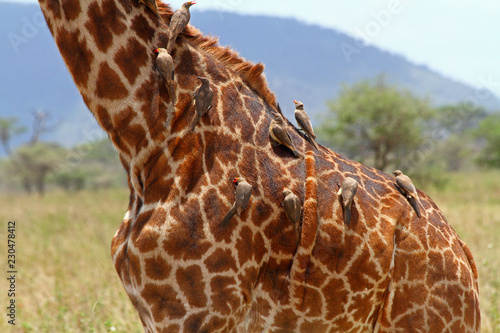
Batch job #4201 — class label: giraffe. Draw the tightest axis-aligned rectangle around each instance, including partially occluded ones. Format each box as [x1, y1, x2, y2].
[38, 0, 480, 332]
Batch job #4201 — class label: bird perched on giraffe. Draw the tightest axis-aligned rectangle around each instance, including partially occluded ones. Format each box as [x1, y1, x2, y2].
[221, 177, 253, 227]
[269, 105, 304, 159]
[393, 170, 422, 218]
[154, 48, 176, 104]
[167, 1, 196, 53]
[337, 177, 359, 226]
[293, 100, 319, 149]
[282, 187, 301, 243]
[189, 76, 214, 131]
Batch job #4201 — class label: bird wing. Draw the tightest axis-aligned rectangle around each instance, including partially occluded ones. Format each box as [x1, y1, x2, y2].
[341, 178, 358, 205]
[236, 182, 252, 213]
[283, 196, 295, 222]
[271, 124, 293, 148]
[293, 196, 301, 223]
[156, 55, 173, 80]
[396, 175, 417, 197]
[170, 10, 190, 36]
[295, 110, 316, 138]
[196, 86, 213, 113]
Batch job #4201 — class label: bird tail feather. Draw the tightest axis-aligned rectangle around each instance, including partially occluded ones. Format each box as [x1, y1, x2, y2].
[293, 149, 305, 159]
[408, 197, 421, 218]
[344, 205, 351, 226]
[166, 36, 176, 54]
[311, 138, 319, 150]
[167, 83, 176, 104]
[188, 113, 200, 132]
[221, 206, 237, 227]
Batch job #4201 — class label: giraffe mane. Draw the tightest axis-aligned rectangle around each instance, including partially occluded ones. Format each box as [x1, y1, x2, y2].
[157, 1, 277, 108]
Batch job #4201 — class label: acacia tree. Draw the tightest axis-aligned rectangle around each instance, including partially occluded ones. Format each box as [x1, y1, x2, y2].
[318, 76, 433, 171]
[7, 142, 65, 195]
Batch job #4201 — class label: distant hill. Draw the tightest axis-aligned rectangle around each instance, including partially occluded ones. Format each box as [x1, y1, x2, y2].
[191, 11, 500, 117]
[1, 3, 499, 152]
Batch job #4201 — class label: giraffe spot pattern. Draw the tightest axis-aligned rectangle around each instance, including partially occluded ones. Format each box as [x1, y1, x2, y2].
[55, 27, 94, 88]
[128, 251, 142, 286]
[176, 265, 208, 308]
[85, 0, 126, 53]
[141, 283, 187, 322]
[204, 248, 238, 273]
[183, 311, 209, 333]
[42, 0, 61, 20]
[210, 276, 240, 315]
[165, 199, 211, 260]
[61, 0, 81, 21]
[143, 159, 174, 206]
[145, 256, 172, 281]
[176, 139, 207, 194]
[131, 14, 156, 43]
[131, 211, 159, 253]
[157, 324, 180, 333]
[95, 62, 129, 100]
[115, 37, 148, 85]
[136, 75, 169, 139]
[201, 188, 229, 225]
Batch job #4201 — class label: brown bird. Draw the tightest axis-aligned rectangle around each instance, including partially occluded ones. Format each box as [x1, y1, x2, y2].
[167, 1, 196, 53]
[282, 187, 301, 243]
[189, 76, 214, 131]
[269, 105, 304, 159]
[221, 177, 253, 227]
[294, 100, 319, 149]
[282, 188, 301, 224]
[393, 170, 422, 218]
[337, 177, 358, 226]
[154, 48, 176, 103]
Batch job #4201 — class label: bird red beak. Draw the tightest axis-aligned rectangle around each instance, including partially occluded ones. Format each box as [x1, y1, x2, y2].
[233, 177, 239, 184]
[154, 48, 159, 54]
[293, 100, 297, 104]
[190, 1, 196, 5]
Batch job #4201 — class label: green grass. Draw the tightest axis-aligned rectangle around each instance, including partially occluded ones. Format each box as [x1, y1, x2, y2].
[0, 171, 499, 332]
[0, 189, 142, 332]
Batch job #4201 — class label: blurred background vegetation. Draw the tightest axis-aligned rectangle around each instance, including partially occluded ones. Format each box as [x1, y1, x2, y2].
[0, 110, 126, 195]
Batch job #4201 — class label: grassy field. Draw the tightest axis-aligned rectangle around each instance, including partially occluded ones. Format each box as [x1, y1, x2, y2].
[0, 171, 499, 332]
[0, 189, 143, 332]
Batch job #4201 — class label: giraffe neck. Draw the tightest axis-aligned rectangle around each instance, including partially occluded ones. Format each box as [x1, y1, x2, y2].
[37, 0, 185, 196]
[38, 0, 278, 201]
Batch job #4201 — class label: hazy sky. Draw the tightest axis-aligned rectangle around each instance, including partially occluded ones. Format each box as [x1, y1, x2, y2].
[5, 0, 500, 97]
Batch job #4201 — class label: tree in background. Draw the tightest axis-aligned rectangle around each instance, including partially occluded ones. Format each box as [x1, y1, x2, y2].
[432, 102, 487, 171]
[318, 76, 433, 171]
[0, 117, 26, 155]
[475, 112, 500, 168]
[6, 142, 66, 195]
